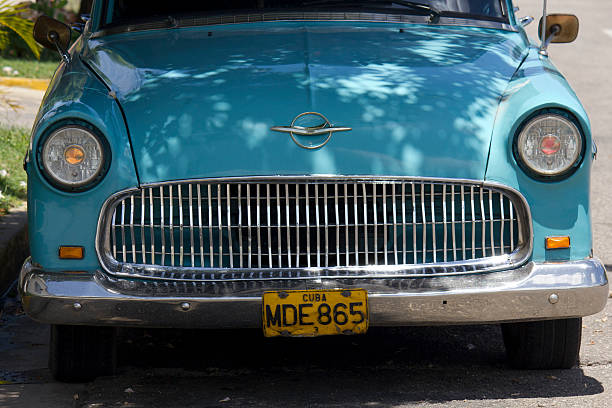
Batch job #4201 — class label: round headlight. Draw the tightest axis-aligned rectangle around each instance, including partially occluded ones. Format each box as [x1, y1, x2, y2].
[516, 113, 583, 178]
[40, 125, 107, 190]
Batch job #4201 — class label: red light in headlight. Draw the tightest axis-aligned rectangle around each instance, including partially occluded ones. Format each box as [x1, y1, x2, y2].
[540, 135, 561, 155]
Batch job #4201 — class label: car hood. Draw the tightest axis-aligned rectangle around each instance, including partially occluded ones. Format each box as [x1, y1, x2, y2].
[82, 23, 528, 184]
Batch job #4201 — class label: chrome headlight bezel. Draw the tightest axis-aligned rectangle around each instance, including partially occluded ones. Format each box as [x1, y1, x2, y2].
[513, 110, 586, 181]
[36, 121, 111, 192]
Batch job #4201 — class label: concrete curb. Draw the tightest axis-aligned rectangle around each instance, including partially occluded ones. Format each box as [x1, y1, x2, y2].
[0, 77, 49, 91]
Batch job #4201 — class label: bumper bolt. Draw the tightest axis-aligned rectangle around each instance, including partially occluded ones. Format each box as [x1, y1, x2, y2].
[548, 293, 559, 304]
[180, 302, 191, 311]
[73, 302, 82, 311]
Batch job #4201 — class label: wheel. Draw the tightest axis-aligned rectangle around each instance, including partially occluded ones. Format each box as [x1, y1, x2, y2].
[49, 324, 117, 382]
[501, 318, 582, 369]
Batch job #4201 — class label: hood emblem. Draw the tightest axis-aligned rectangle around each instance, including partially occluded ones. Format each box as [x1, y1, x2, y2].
[270, 112, 352, 150]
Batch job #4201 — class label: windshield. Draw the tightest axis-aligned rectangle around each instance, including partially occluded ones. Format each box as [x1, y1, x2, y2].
[100, 0, 508, 28]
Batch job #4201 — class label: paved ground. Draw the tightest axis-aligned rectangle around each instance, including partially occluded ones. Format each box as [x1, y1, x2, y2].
[0, 1, 610, 407]
[0, 85, 44, 129]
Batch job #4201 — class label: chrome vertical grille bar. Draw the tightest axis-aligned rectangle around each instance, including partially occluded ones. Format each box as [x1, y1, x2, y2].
[208, 184, 214, 268]
[295, 184, 300, 268]
[276, 184, 282, 268]
[140, 190, 146, 264]
[256, 184, 262, 268]
[430, 183, 436, 263]
[461, 185, 466, 260]
[383, 183, 388, 265]
[324, 184, 329, 267]
[188, 185, 195, 267]
[266, 184, 272, 267]
[197, 185, 204, 268]
[354, 183, 359, 266]
[315, 184, 320, 267]
[159, 187, 165, 266]
[178, 184, 184, 266]
[480, 187, 486, 257]
[421, 183, 427, 263]
[227, 184, 233, 268]
[500, 194, 505, 254]
[237, 184, 243, 268]
[344, 184, 350, 266]
[217, 184, 223, 267]
[246, 184, 252, 268]
[411, 183, 417, 264]
[401, 183, 406, 264]
[305, 184, 311, 267]
[372, 184, 377, 265]
[335, 184, 340, 267]
[470, 186, 475, 260]
[392, 183, 398, 265]
[362, 184, 368, 265]
[169, 185, 175, 266]
[129, 196, 136, 263]
[111, 209, 117, 259]
[442, 184, 447, 262]
[149, 188, 155, 265]
[285, 184, 292, 268]
[120, 199, 126, 263]
[451, 185, 456, 261]
[488, 189, 495, 256]
[509, 201, 515, 252]
[149, 188, 154, 264]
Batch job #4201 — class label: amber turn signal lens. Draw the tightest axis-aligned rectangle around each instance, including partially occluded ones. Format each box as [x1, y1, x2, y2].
[59, 246, 84, 259]
[546, 236, 570, 250]
[64, 145, 85, 165]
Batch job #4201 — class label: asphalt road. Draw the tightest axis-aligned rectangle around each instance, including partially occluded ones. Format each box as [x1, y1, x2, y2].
[0, 1, 611, 407]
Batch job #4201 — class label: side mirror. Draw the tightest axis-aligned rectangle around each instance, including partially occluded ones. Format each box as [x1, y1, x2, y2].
[33, 15, 72, 63]
[538, 14, 579, 44]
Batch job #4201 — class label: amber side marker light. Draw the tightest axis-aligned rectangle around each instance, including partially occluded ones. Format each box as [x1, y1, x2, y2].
[59, 246, 84, 259]
[546, 236, 570, 250]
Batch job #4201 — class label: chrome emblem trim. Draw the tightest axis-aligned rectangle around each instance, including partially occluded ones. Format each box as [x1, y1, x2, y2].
[270, 112, 352, 149]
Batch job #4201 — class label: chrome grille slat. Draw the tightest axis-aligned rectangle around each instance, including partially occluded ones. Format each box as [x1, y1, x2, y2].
[159, 187, 165, 266]
[169, 185, 174, 266]
[227, 184, 234, 268]
[140, 190, 146, 264]
[208, 185, 214, 268]
[120, 199, 126, 263]
[101, 178, 530, 279]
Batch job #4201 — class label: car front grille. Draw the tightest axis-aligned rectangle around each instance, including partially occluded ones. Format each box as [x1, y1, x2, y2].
[97, 177, 531, 281]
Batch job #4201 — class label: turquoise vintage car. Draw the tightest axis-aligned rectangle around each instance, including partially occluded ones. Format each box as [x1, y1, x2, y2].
[20, 0, 608, 381]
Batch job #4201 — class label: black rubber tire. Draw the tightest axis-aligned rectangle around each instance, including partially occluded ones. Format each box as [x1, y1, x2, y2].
[501, 318, 582, 369]
[49, 324, 117, 382]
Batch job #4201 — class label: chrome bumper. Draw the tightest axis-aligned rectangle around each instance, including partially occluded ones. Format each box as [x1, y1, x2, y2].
[19, 258, 608, 328]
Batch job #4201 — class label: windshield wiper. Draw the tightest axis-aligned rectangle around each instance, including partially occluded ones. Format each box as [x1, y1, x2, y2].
[302, 0, 441, 23]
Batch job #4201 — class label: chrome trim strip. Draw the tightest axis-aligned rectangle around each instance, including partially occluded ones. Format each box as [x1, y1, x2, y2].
[91, 13, 517, 39]
[95, 176, 533, 281]
[20, 258, 608, 328]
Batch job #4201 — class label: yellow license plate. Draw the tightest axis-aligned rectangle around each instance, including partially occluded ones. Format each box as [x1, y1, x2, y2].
[262, 289, 369, 337]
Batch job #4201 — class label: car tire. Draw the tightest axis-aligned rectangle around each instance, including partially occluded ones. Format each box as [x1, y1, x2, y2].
[501, 318, 582, 369]
[49, 324, 117, 382]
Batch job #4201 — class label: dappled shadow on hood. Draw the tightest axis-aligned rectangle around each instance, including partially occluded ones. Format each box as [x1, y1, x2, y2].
[84, 23, 527, 183]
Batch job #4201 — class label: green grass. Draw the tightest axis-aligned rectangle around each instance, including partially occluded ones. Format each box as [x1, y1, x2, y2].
[0, 57, 59, 79]
[0, 126, 29, 215]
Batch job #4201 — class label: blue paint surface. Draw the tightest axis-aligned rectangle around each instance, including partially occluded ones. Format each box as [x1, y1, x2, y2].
[27, 14, 594, 270]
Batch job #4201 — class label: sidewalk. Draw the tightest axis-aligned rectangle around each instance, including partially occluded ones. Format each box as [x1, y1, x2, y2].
[0, 85, 45, 129]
